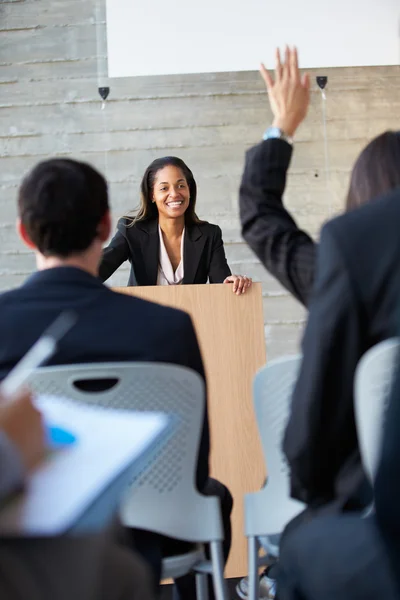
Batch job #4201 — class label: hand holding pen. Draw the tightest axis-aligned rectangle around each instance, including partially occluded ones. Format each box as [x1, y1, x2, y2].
[0, 311, 78, 463]
[0, 389, 46, 472]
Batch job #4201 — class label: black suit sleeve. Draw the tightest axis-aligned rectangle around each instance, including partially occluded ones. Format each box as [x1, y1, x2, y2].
[99, 219, 130, 282]
[283, 223, 363, 506]
[176, 312, 210, 491]
[239, 138, 316, 306]
[208, 226, 231, 283]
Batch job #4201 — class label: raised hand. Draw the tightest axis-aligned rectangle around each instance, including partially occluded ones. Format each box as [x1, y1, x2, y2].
[260, 46, 310, 137]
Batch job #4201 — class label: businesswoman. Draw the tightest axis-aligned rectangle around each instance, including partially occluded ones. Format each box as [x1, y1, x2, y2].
[100, 156, 252, 294]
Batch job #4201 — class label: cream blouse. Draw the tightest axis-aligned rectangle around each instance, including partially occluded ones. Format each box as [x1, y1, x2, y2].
[157, 226, 185, 286]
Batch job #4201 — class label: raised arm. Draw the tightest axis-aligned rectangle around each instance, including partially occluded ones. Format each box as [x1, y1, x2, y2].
[240, 139, 316, 305]
[240, 47, 315, 306]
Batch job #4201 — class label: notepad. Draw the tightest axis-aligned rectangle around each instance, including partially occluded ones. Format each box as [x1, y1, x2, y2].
[0, 395, 168, 535]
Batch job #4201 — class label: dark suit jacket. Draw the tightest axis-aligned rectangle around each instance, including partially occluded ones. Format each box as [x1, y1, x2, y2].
[99, 218, 231, 286]
[239, 138, 316, 306]
[376, 359, 400, 590]
[284, 189, 400, 513]
[0, 267, 209, 490]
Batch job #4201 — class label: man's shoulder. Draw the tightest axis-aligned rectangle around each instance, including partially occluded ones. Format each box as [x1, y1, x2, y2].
[0, 287, 24, 307]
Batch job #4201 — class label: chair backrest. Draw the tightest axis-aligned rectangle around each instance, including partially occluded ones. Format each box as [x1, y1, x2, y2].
[28, 362, 223, 542]
[254, 355, 302, 491]
[245, 355, 304, 537]
[354, 338, 400, 483]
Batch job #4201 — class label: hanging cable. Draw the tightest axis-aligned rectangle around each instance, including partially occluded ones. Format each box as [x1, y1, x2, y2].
[95, 0, 110, 106]
[316, 76, 333, 217]
[95, 0, 110, 175]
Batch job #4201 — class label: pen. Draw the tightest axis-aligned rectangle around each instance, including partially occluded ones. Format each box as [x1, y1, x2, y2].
[0, 311, 77, 402]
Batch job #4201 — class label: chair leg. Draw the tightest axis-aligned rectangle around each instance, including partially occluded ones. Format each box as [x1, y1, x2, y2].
[210, 541, 228, 600]
[196, 572, 209, 600]
[247, 536, 259, 600]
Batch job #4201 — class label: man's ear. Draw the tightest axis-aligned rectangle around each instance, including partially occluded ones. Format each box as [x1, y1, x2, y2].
[16, 219, 36, 250]
[97, 211, 111, 243]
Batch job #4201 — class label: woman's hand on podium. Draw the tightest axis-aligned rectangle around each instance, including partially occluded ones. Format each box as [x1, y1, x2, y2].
[223, 275, 252, 295]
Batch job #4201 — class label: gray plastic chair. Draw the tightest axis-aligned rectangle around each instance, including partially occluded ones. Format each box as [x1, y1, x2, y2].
[354, 338, 400, 484]
[244, 356, 305, 600]
[28, 362, 228, 600]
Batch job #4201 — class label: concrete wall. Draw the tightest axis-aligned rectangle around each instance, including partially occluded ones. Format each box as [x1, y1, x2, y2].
[1, 0, 400, 358]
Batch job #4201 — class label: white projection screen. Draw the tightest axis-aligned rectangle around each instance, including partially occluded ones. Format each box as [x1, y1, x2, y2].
[106, 0, 399, 78]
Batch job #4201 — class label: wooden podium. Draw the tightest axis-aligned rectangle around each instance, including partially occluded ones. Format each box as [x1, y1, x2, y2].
[114, 283, 266, 577]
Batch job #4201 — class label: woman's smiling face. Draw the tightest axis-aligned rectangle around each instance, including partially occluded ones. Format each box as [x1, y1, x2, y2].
[152, 165, 190, 220]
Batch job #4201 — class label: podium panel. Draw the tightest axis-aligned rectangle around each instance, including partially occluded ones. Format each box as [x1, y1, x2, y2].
[114, 283, 266, 577]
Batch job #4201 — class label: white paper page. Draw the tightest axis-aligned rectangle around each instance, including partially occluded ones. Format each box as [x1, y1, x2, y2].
[0, 396, 167, 535]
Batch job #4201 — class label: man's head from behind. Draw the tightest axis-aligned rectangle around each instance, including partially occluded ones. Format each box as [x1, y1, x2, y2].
[17, 158, 111, 273]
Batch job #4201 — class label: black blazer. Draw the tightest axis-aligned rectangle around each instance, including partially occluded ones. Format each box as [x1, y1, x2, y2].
[284, 189, 400, 514]
[376, 360, 400, 589]
[99, 218, 231, 286]
[239, 138, 316, 306]
[0, 267, 210, 491]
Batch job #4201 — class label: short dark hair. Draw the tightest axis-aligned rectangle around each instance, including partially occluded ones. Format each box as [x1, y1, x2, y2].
[18, 158, 109, 257]
[130, 156, 203, 225]
[346, 131, 400, 211]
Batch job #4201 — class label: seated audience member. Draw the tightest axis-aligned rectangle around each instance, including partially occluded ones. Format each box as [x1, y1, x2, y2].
[239, 46, 400, 599]
[279, 184, 400, 589]
[271, 187, 400, 600]
[0, 388, 154, 600]
[239, 46, 400, 307]
[0, 159, 232, 600]
[278, 361, 400, 600]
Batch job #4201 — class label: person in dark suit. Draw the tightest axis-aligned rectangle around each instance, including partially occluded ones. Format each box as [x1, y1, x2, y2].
[238, 46, 400, 600]
[277, 348, 400, 600]
[253, 52, 400, 519]
[239, 46, 400, 308]
[0, 388, 155, 600]
[278, 514, 399, 599]
[276, 188, 400, 598]
[0, 158, 232, 600]
[282, 187, 400, 516]
[100, 156, 252, 294]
